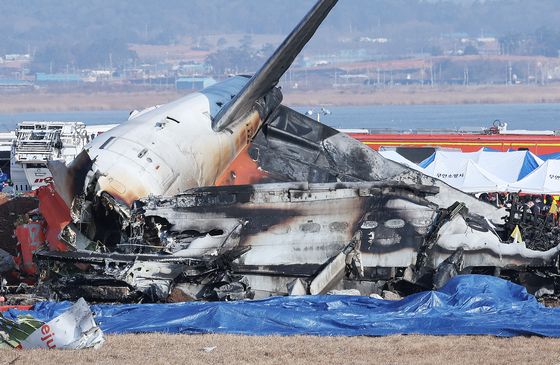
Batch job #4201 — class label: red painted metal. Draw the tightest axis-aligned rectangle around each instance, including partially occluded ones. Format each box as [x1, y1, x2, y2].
[14, 221, 45, 276]
[13, 184, 72, 278]
[349, 132, 560, 154]
[34, 184, 72, 252]
[0, 305, 33, 312]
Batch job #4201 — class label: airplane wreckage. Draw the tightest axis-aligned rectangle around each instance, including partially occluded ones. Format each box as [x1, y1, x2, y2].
[5, 0, 560, 303]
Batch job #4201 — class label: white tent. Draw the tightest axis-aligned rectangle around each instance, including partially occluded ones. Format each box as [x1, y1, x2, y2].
[423, 157, 508, 193]
[420, 149, 543, 183]
[476, 150, 543, 182]
[378, 150, 424, 171]
[507, 160, 560, 194]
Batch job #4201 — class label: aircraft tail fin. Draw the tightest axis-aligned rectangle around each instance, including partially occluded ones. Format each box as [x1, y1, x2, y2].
[212, 0, 338, 132]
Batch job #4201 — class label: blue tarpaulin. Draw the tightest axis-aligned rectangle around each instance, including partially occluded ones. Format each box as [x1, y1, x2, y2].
[540, 152, 560, 161]
[5, 275, 560, 337]
[418, 152, 435, 168]
[518, 151, 542, 180]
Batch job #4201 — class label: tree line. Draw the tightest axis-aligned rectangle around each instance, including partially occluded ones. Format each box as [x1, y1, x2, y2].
[0, 0, 559, 72]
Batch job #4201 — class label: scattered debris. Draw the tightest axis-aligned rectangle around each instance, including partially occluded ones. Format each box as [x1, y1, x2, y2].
[433, 248, 464, 290]
[2, 0, 560, 305]
[0, 249, 14, 273]
[5, 180, 559, 305]
[535, 287, 555, 298]
[504, 199, 560, 251]
[381, 290, 402, 301]
[0, 298, 104, 349]
[0, 195, 38, 257]
[327, 289, 361, 296]
[287, 279, 307, 296]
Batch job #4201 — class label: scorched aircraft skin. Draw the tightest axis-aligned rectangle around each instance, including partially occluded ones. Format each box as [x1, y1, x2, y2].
[33, 0, 560, 302]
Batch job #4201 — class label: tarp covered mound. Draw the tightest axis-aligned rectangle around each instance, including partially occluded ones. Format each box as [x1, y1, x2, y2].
[5, 275, 560, 337]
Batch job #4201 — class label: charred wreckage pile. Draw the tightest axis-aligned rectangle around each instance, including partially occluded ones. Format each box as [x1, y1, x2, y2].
[19, 179, 560, 304]
[2, 0, 560, 305]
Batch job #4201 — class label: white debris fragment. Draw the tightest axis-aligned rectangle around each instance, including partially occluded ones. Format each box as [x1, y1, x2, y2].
[327, 289, 361, 296]
[382, 290, 402, 301]
[15, 298, 104, 350]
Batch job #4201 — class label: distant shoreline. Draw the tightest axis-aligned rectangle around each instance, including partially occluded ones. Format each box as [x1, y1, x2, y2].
[283, 84, 560, 107]
[0, 85, 560, 113]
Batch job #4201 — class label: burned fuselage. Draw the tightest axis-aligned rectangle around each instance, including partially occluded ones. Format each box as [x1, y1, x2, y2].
[30, 0, 560, 302]
[37, 180, 560, 301]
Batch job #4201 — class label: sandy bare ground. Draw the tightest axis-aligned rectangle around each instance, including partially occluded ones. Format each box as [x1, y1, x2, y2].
[1, 84, 560, 113]
[1, 334, 560, 365]
[282, 84, 560, 106]
[0, 91, 184, 113]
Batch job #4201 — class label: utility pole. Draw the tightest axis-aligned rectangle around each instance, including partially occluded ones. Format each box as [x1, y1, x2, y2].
[430, 60, 434, 87]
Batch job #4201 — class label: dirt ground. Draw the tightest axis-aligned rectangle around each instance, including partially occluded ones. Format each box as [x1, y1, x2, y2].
[1, 334, 560, 365]
[0, 91, 183, 113]
[282, 84, 560, 106]
[2, 84, 560, 113]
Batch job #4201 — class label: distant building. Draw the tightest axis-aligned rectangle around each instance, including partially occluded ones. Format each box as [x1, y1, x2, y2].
[476, 37, 500, 56]
[359, 37, 389, 44]
[82, 70, 113, 83]
[175, 77, 216, 90]
[304, 49, 371, 67]
[4, 54, 31, 62]
[0, 79, 33, 91]
[35, 73, 81, 83]
[335, 73, 369, 87]
[175, 62, 209, 76]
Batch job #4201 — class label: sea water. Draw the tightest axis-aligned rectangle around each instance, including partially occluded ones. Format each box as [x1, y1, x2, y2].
[0, 103, 558, 131]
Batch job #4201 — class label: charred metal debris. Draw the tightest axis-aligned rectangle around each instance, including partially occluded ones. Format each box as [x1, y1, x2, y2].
[5, 0, 560, 305]
[27, 180, 560, 304]
[31, 104, 560, 303]
[7, 99, 560, 305]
